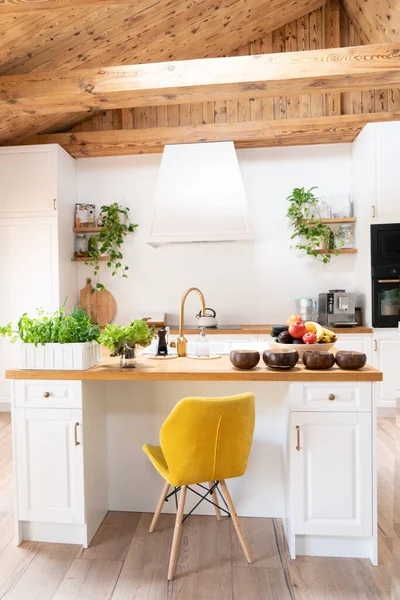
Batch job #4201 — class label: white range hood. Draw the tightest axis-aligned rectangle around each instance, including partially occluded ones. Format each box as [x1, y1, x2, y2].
[147, 141, 252, 246]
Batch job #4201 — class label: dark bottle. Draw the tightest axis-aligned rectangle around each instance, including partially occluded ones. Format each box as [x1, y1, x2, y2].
[157, 327, 169, 356]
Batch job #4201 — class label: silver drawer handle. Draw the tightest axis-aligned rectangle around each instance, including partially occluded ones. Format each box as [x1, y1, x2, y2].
[43, 391, 50, 398]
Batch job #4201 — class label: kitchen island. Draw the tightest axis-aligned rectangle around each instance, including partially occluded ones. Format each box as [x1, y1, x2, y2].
[6, 357, 382, 565]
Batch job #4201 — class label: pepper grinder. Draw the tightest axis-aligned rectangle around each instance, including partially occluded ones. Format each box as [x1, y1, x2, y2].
[156, 327, 169, 356]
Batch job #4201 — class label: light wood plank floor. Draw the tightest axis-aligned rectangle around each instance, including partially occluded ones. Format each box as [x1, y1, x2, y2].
[0, 411, 398, 599]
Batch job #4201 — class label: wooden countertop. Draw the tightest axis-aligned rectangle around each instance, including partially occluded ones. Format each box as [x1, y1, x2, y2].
[6, 355, 382, 382]
[168, 325, 373, 335]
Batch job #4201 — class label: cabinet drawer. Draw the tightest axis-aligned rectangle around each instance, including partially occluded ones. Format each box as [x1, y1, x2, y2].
[14, 380, 82, 409]
[290, 382, 371, 412]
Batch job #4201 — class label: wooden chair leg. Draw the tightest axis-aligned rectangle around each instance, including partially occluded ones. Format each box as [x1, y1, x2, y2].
[167, 485, 187, 581]
[149, 480, 170, 533]
[220, 479, 252, 564]
[208, 481, 222, 521]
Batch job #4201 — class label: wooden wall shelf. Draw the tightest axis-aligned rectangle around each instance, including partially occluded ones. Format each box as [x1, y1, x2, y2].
[315, 248, 357, 254]
[72, 256, 110, 262]
[303, 218, 356, 224]
[73, 227, 102, 233]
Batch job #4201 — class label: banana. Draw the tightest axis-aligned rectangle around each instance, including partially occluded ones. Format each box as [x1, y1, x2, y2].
[315, 323, 324, 342]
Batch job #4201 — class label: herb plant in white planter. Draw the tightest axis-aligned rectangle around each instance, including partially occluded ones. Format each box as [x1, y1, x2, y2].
[0, 307, 101, 370]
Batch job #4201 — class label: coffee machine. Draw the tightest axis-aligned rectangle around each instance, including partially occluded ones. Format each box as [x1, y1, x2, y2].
[318, 290, 357, 327]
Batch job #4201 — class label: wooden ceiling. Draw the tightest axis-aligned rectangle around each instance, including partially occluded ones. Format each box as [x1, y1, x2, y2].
[0, 0, 399, 151]
[341, 0, 400, 43]
[0, 0, 325, 144]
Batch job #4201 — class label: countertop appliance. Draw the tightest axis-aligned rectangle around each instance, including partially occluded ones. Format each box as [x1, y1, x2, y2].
[318, 290, 357, 327]
[371, 224, 400, 327]
[196, 307, 218, 328]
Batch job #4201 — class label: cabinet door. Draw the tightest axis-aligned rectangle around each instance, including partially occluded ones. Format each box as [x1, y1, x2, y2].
[0, 146, 57, 216]
[14, 407, 84, 524]
[375, 125, 400, 221]
[334, 335, 372, 365]
[373, 337, 400, 408]
[0, 218, 59, 405]
[291, 411, 372, 537]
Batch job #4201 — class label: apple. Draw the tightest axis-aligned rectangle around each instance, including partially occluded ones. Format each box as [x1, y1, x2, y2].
[287, 314, 301, 326]
[288, 320, 306, 339]
[302, 332, 317, 344]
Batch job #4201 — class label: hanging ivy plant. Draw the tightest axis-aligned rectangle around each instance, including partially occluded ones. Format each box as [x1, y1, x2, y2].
[82, 203, 138, 291]
[286, 186, 338, 265]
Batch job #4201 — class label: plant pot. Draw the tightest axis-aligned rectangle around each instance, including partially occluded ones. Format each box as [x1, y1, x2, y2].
[18, 340, 101, 370]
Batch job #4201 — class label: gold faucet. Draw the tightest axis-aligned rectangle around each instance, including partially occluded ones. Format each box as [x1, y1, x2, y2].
[176, 287, 206, 357]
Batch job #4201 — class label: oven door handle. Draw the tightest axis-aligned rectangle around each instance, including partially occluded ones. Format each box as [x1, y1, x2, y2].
[377, 279, 400, 283]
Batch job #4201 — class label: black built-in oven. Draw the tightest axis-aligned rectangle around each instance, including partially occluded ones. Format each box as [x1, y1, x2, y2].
[371, 224, 400, 327]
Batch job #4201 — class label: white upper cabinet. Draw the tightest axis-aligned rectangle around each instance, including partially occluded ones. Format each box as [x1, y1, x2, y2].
[375, 125, 400, 221]
[0, 146, 57, 216]
[0, 144, 78, 408]
[352, 122, 400, 223]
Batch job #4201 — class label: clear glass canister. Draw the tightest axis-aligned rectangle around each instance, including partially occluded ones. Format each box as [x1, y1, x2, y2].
[74, 233, 88, 255]
[336, 224, 354, 249]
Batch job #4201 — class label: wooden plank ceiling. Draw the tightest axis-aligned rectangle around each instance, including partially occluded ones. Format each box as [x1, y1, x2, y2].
[0, 0, 325, 144]
[0, 0, 399, 153]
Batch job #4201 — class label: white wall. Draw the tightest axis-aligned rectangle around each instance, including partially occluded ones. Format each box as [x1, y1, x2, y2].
[77, 143, 365, 325]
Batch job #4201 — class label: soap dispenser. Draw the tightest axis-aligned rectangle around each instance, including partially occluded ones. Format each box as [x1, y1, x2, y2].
[195, 327, 210, 357]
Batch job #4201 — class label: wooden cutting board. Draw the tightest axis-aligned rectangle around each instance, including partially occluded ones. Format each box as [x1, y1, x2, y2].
[79, 279, 116, 327]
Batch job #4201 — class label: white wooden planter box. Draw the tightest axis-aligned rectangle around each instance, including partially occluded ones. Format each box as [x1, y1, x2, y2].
[18, 341, 101, 370]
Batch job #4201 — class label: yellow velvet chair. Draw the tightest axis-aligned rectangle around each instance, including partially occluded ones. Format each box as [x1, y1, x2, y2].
[143, 392, 255, 580]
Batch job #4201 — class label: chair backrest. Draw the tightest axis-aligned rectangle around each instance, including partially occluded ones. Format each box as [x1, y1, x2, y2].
[160, 393, 255, 486]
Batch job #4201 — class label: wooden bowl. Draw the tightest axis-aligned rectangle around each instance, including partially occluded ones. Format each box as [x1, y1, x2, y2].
[262, 349, 299, 370]
[230, 350, 260, 370]
[335, 350, 367, 370]
[270, 341, 335, 359]
[303, 351, 335, 370]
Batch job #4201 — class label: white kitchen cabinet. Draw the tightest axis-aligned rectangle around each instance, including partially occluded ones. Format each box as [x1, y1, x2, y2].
[0, 145, 78, 410]
[14, 406, 84, 524]
[352, 122, 400, 223]
[372, 331, 400, 408]
[334, 334, 372, 365]
[290, 410, 372, 537]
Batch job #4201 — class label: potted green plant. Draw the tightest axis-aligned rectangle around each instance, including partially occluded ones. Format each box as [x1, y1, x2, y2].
[98, 320, 156, 368]
[79, 203, 138, 291]
[0, 307, 101, 370]
[286, 186, 338, 265]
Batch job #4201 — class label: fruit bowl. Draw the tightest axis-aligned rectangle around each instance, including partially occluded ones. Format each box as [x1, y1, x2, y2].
[269, 341, 335, 360]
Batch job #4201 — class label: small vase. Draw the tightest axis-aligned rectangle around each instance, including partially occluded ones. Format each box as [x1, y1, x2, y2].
[120, 347, 136, 368]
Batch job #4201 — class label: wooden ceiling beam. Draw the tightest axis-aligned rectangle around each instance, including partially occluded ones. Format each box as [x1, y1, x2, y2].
[341, 0, 400, 44]
[1, 43, 400, 116]
[20, 113, 400, 157]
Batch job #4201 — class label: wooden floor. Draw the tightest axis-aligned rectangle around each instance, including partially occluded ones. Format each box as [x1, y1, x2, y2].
[0, 411, 399, 599]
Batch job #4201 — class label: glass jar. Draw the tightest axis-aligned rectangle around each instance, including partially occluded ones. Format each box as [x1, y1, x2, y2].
[195, 329, 210, 357]
[74, 234, 88, 256]
[336, 224, 354, 249]
[120, 347, 136, 368]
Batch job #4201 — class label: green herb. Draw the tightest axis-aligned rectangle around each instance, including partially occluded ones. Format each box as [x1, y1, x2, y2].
[83, 203, 138, 291]
[98, 320, 156, 356]
[286, 186, 339, 265]
[0, 307, 100, 346]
